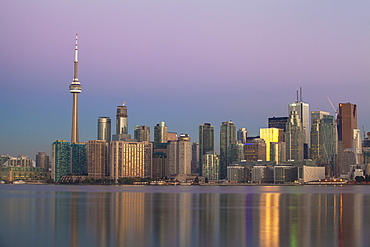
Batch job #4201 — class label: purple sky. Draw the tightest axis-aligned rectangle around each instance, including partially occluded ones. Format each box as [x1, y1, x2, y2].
[1, 1, 370, 159]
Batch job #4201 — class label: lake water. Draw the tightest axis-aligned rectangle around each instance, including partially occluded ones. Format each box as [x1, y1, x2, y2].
[0, 184, 369, 247]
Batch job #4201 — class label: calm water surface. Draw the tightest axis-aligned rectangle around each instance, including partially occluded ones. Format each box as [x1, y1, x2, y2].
[0, 185, 369, 247]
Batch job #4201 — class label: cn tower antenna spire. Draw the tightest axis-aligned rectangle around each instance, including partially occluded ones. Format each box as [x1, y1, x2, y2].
[73, 33, 79, 82]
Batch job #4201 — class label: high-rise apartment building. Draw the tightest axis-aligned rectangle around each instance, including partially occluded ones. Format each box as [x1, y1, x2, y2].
[191, 142, 200, 174]
[69, 34, 82, 144]
[134, 125, 150, 142]
[36, 152, 50, 171]
[237, 128, 248, 143]
[98, 117, 111, 142]
[167, 141, 177, 175]
[199, 123, 214, 175]
[229, 141, 244, 164]
[220, 121, 236, 179]
[86, 140, 108, 179]
[167, 134, 192, 175]
[310, 111, 337, 164]
[143, 142, 153, 177]
[260, 128, 284, 161]
[286, 111, 305, 161]
[70, 143, 87, 175]
[154, 121, 168, 145]
[202, 152, 220, 180]
[110, 141, 145, 180]
[152, 144, 169, 178]
[177, 134, 192, 175]
[51, 140, 70, 182]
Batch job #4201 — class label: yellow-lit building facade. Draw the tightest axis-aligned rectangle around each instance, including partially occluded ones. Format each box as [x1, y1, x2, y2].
[110, 141, 145, 180]
[260, 128, 284, 161]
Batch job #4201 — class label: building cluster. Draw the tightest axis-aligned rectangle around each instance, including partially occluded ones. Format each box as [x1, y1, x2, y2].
[20, 96, 370, 184]
[0, 153, 49, 182]
[3, 94, 368, 184]
[49, 104, 196, 183]
[2, 36, 370, 184]
[47, 84, 369, 184]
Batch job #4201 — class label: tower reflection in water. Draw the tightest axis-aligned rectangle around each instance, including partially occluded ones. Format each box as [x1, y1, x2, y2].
[0, 187, 370, 247]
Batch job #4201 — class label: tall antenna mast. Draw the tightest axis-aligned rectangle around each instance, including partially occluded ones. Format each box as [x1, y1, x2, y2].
[296, 89, 299, 102]
[300, 87, 302, 102]
[73, 33, 79, 82]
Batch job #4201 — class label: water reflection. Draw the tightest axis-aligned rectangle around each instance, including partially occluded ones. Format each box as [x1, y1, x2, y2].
[0, 186, 370, 247]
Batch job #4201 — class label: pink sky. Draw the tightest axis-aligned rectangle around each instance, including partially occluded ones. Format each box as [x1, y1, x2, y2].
[1, 0, 370, 158]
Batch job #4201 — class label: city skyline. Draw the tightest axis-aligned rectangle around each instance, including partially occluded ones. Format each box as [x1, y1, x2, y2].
[2, 1, 370, 158]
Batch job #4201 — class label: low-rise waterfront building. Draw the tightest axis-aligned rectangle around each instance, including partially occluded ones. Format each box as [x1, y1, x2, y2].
[227, 165, 250, 183]
[0, 166, 49, 182]
[274, 165, 298, 184]
[251, 166, 274, 183]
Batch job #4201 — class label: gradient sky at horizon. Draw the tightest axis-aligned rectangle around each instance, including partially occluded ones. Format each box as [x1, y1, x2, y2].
[1, 0, 370, 159]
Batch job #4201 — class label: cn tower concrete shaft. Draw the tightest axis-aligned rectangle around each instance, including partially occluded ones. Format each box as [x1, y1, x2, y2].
[71, 93, 79, 143]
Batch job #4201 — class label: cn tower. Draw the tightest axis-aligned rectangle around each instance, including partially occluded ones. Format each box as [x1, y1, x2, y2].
[69, 33, 82, 143]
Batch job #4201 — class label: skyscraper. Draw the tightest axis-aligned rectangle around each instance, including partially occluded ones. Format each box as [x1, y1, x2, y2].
[237, 128, 248, 143]
[36, 152, 50, 171]
[110, 141, 145, 180]
[310, 111, 337, 164]
[220, 121, 236, 179]
[202, 152, 220, 180]
[270, 142, 286, 164]
[116, 102, 128, 135]
[286, 111, 305, 161]
[70, 143, 87, 175]
[337, 102, 362, 173]
[167, 134, 192, 175]
[86, 140, 108, 179]
[69, 34, 82, 144]
[268, 117, 288, 132]
[154, 121, 168, 145]
[191, 142, 200, 174]
[112, 102, 135, 141]
[143, 142, 153, 177]
[51, 140, 70, 182]
[199, 123, 214, 175]
[98, 117, 111, 142]
[337, 103, 358, 149]
[229, 141, 244, 163]
[243, 139, 266, 161]
[288, 88, 310, 158]
[288, 102, 309, 158]
[260, 128, 284, 161]
[289, 102, 309, 141]
[152, 150, 168, 178]
[134, 125, 150, 142]
[177, 134, 192, 175]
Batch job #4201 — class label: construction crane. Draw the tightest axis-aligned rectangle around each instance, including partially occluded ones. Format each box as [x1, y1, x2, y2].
[327, 97, 338, 118]
[362, 125, 366, 140]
